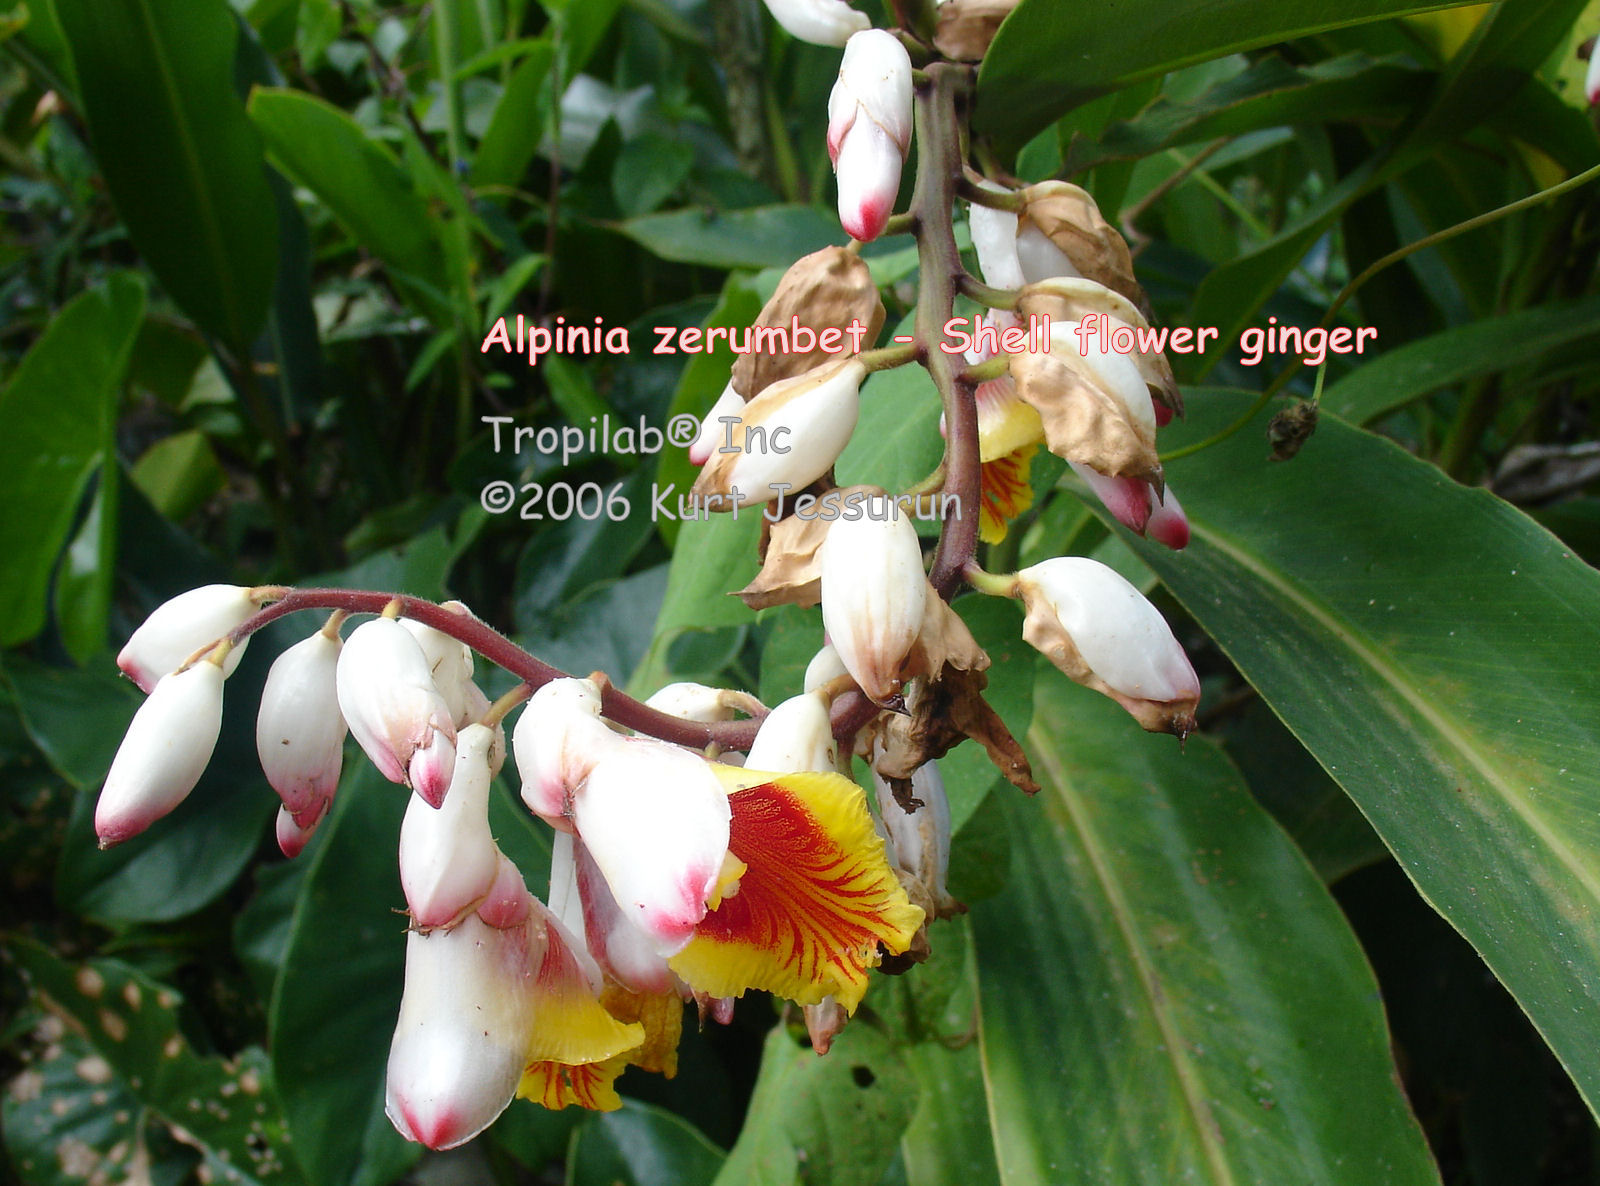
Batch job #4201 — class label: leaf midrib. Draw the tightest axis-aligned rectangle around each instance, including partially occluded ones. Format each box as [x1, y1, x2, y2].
[1026, 721, 1239, 1186]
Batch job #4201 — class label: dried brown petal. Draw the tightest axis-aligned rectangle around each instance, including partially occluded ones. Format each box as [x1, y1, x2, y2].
[933, 0, 1020, 61]
[731, 247, 886, 399]
[1019, 181, 1145, 312]
[736, 512, 831, 610]
[1016, 278, 1182, 419]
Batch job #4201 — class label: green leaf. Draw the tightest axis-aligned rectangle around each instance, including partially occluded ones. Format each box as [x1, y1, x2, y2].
[975, 0, 1489, 147]
[568, 1100, 727, 1186]
[835, 316, 943, 496]
[0, 274, 144, 649]
[1065, 53, 1430, 174]
[9, 939, 302, 1183]
[472, 38, 557, 189]
[269, 765, 420, 1186]
[617, 206, 842, 271]
[612, 133, 696, 218]
[248, 88, 448, 298]
[1321, 296, 1600, 424]
[1128, 391, 1600, 1122]
[974, 683, 1440, 1183]
[711, 1023, 917, 1186]
[131, 429, 227, 520]
[55, 0, 277, 350]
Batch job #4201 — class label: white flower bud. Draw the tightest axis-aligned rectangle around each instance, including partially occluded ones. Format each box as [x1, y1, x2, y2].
[1051, 320, 1156, 436]
[968, 191, 1026, 291]
[385, 907, 543, 1150]
[803, 643, 849, 693]
[512, 677, 617, 827]
[645, 681, 761, 724]
[761, 0, 869, 46]
[563, 831, 677, 996]
[744, 690, 837, 774]
[399, 725, 502, 929]
[275, 803, 322, 859]
[827, 30, 913, 241]
[690, 359, 866, 508]
[256, 629, 346, 826]
[1014, 556, 1200, 735]
[819, 511, 927, 703]
[335, 617, 458, 807]
[96, 662, 224, 847]
[1588, 43, 1600, 106]
[1014, 220, 1079, 284]
[689, 382, 746, 466]
[400, 603, 476, 723]
[117, 584, 259, 692]
[572, 738, 731, 957]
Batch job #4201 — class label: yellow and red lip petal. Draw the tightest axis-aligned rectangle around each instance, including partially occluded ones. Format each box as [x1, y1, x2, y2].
[975, 377, 1045, 463]
[669, 769, 925, 1013]
[519, 1059, 625, 1112]
[979, 445, 1037, 545]
[523, 901, 645, 1069]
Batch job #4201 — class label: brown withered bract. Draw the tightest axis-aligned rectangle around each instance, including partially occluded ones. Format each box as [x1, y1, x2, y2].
[1019, 181, 1147, 315]
[1016, 278, 1182, 420]
[933, 0, 1020, 62]
[1009, 346, 1163, 486]
[731, 247, 886, 399]
[867, 589, 1037, 796]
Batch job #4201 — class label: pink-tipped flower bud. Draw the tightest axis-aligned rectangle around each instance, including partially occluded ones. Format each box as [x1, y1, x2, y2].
[572, 738, 732, 957]
[827, 30, 912, 241]
[1013, 557, 1200, 736]
[1145, 485, 1190, 550]
[256, 629, 346, 827]
[96, 661, 224, 847]
[761, 0, 868, 46]
[512, 677, 618, 827]
[560, 831, 677, 996]
[399, 724, 502, 929]
[819, 509, 927, 703]
[690, 359, 866, 508]
[689, 382, 746, 466]
[275, 803, 323, 859]
[335, 617, 458, 807]
[1068, 462, 1189, 551]
[385, 906, 544, 1150]
[1588, 42, 1600, 105]
[744, 690, 837, 773]
[117, 584, 260, 693]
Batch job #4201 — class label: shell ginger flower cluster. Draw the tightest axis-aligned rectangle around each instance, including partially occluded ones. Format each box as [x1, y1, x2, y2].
[97, 585, 935, 1150]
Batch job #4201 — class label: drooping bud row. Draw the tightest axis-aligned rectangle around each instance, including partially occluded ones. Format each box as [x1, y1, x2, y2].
[1012, 557, 1201, 736]
[827, 30, 913, 241]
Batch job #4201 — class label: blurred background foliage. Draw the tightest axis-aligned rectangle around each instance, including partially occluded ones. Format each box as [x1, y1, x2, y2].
[1, 0, 1599, 1182]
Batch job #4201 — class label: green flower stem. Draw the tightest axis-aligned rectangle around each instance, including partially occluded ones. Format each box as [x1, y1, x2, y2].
[957, 273, 1020, 309]
[858, 341, 921, 372]
[961, 561, 1017, 598]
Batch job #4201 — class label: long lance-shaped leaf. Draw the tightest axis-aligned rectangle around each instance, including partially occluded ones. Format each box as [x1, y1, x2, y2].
[973, 681, 1439, 1183]
[1122, 391, 1600, 1120]
[974, 0, 1493, 149]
